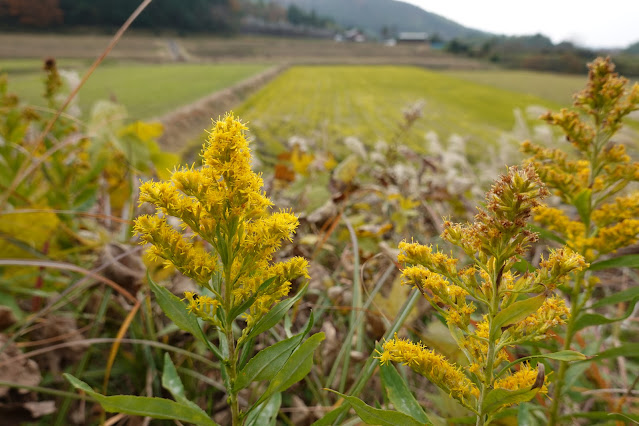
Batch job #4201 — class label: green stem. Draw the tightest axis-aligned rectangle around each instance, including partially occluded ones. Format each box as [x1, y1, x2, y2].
[476, 261, 502, 426]
[224, 262, 240, 426]
[227, 326, 240, 426]
[548, 272, 589, 426]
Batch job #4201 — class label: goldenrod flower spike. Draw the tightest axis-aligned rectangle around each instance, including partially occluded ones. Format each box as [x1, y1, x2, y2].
[134, 113, 310, 426]
[134, 112, 308, 329]
[379, 335, 479, 405]
[522, 57, 638, 425]
[384, 165, 585, 425]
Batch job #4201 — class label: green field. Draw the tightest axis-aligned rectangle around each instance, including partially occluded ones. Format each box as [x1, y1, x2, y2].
[236, 65, 564, 160]
[443, 69, 589, 105]
[2, 62, 269, 119]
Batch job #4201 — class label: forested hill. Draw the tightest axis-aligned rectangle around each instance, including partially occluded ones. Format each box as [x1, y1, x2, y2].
[1, 0, 487, 41]
[266, 0, 487, 39]
[0, 0, 239, 33]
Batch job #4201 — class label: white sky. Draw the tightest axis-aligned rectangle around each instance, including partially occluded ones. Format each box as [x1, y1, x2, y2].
[400, 0, 639, 49]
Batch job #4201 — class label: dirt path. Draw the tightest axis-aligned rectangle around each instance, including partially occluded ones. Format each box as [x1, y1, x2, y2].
[156, 64, 288, 152]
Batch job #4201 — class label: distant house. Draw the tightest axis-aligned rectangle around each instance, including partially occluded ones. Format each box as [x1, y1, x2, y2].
[342, 28, 366, 42]
[398, 32, 429, 43]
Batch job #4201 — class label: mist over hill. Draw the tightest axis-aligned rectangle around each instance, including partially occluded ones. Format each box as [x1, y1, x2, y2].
[265, 0, 489, 39]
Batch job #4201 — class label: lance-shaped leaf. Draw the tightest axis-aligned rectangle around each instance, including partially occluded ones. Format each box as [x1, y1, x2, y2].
[148, 273, 224, 361]
[590, 285, 639, 309]
[245, 282, 308, 341]
[497, 351, 587, 379]
[252, 332, 324, 409]
[326, 390, 424, 426]
[161, 353, 206, 415]
[589, 254, 639, 271]
[380, 364, 431, 425]
[490, 295, 545, 339]
[574, 299, 638, 331]
[245, 392, 281, 426]
[64, 374, 217, 426]
[482, 387, 540, 415]
[234, 312, 314, 392]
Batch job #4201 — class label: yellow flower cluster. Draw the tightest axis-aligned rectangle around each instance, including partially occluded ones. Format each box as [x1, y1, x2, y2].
[134, 215, 217, 285]
[379, 334, 479, 404]
[397, 241, 459, 275]
[523, 57, 639, 263]
[495, 363, 547, 394]
[184, 291, 221, 324]
[134, 113, 308, 329]
[510, 297, 570, 341]
[592, 192, 639, 227]
[384, 165, 585, 420]
[461, 318, 509, 381]
[441, 164, 548, 262]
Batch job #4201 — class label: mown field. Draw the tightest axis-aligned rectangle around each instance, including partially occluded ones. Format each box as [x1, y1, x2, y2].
[443, 69, 589, 105]
[2, 61, 269, 119]
[235, 65, 567, 161]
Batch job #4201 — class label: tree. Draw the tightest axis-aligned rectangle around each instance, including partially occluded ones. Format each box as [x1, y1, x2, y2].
[0, 0, 63, 27]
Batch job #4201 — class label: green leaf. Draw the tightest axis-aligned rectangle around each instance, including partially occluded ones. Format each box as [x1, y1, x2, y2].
[481, 387, 539, 415]
[310, 405, 348, 426]
[497, 350, 587, 378]
[161, 353, 209, 417]
[245, 282, 308, 341]
[162, 353, 187, 401]
[380, 364, 431, 424]
[491, 295, 545, 339]
[245, 392, 281, 426]
[589, 254, 639, 271]
[574, 299, 638, 331]
[591, 343, 639, 361]
[64, 374, 217, 426]
[560, 411, 639, 423]
[542, 350, 588, 361]
[253, 332, 324, 408]
[148, 273, 206, 343]
[148, 273, 224, 361]
[227, 276, 277, 324]
[326, 390, 424, 426]
[234, 312, 313, 392]
[591, 286, 639, 309]
[517, 403, 540, 426]
[527, 224, 566, 245]
[512, 257, 535, 274]
[572, 189, 591, 224]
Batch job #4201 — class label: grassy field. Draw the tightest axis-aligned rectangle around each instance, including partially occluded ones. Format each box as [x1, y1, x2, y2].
[236, 65, 564, 160]
[3, 62, 269, 119]
[443, 69, 589, 105]
[0, 33, 486, 69]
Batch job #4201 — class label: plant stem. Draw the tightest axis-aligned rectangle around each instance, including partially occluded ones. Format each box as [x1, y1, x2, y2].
[224, 264, 241, 426]
[548, 272, 587, 426]
[476, 262, 502, 426]
[227, 326, 240, 426]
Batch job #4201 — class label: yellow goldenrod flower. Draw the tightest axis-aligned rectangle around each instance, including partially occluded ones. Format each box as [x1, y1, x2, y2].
[379, 335, 479, 404]
[398, 240, 458, 275]
[495, 363, 547, 394]
[135, 113, 308, 333]
[592, 192, 639, 227]
[184, 291, 221, 324]
[522, 58, 639, 425]
[510, 297, 570, 341]
[134, 215, 217, 285]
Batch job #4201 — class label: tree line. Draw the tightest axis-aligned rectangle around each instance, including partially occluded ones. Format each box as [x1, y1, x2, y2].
[0, 0, 335, 34]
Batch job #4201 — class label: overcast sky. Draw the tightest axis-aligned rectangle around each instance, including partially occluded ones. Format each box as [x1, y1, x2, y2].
[401, 0, 639, 49]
